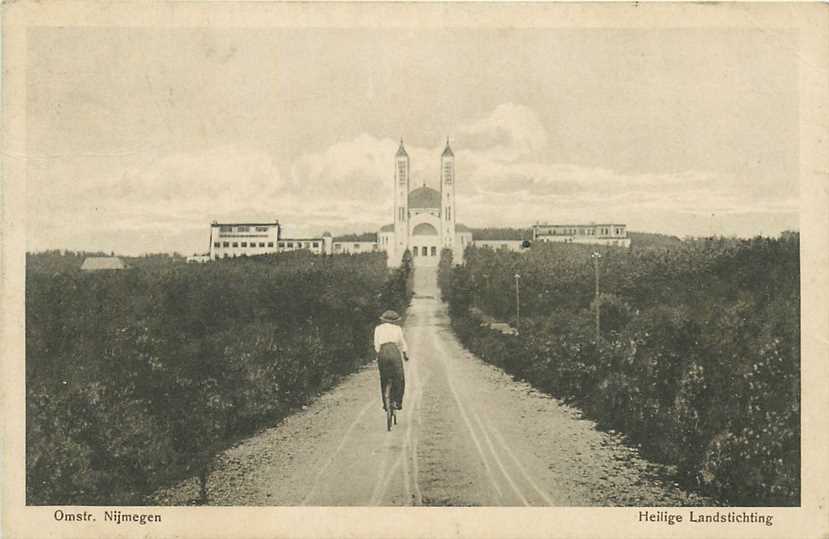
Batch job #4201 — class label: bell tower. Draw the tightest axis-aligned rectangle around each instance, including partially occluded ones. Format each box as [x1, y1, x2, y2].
[394, 138, 410, 263]
[440, 137, 456, 252]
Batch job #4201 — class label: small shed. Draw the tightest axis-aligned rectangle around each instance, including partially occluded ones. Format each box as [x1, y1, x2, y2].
[80, 256, 126, 271]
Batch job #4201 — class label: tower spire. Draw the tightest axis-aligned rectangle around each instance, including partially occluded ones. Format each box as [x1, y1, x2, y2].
[396, 137, 408, 158]
[442, 136, 454, 157]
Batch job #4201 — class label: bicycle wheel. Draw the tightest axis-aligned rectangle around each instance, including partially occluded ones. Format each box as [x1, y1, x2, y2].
[384, 383, 393, 431]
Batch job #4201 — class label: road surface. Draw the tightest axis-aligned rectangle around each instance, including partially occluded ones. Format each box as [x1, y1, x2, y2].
[156, 268, 707, 506]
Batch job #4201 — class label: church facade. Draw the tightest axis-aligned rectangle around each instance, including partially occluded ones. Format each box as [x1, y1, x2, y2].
[378, 139, 472, 268]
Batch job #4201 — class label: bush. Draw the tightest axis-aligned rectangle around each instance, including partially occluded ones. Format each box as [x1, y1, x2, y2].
[440, 235, 800, 505]
[26, 250, 412, 505]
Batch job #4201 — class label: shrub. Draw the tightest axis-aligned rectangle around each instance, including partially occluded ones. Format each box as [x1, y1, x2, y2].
[26, 251, 412, 504]
[441, 235, 800, 505]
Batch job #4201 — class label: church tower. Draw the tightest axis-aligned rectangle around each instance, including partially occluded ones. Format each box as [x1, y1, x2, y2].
[393, 139, 410, 263]
[440, 138, 456, 252]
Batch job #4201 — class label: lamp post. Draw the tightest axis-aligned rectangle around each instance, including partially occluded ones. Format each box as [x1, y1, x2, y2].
[514, 273, 521, 334]
[591, 251, 601, 342]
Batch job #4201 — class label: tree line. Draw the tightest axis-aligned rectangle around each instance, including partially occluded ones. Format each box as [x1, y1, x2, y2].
[26, 250, 412, 505]
[438, 235, 800, 505]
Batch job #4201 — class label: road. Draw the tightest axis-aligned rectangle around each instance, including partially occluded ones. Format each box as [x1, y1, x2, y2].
[156, 268, 707, 506]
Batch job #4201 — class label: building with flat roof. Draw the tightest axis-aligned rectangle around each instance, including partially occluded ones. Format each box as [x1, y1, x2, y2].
[209, 221, 281, 260]
[532, 223, 631, 248]
[277, 233, 333, 255]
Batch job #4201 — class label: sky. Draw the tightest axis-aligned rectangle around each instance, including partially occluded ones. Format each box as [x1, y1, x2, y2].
[26, 27, 800, 255]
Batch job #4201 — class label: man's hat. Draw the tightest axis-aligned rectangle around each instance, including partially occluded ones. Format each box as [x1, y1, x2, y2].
[380, 310, 401, 323]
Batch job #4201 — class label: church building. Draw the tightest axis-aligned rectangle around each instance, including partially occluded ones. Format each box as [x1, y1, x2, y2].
[378, 139, 472, 268]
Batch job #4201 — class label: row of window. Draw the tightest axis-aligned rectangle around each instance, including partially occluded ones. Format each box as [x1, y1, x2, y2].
[412, 246, 438, 257]
[543, 238, 627, 246]
[214, 241, 275, 248]
[282, 241, 320, 249]
[213, 240, 322, 249]
[443, 164, 453, 184]
[540, 227, 624, 236]
[218, 226, 273, 233]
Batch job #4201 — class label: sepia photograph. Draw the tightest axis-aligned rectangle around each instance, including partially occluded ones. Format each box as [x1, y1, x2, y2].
[2, 2, 828, 538]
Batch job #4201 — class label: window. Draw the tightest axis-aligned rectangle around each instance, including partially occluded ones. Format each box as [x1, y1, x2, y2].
[223, 242, 230, 247]
[237, 226, 249, 232]
[313, 242, 319, 248]
[278, 242, 285, 247]
[255, 226, 269, 232]
[430, 246, 437, 256]
[219, 226, 232, 233]
[353, 243, 359, 249]
[267, 242, 274, 247]
[232, 242, 239, 247]
[287, 242, 293, 248]
[413, 247, 418, 256]
[241, 242, 247, 247]
[214, 242, 221, 247]
[443, 164, 453, 184]
[421, 246, 427, 256]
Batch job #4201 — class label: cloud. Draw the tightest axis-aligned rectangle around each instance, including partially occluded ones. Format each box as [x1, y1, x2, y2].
[286, 134, 452, 224]
[27, 145, 291, 253]
[458, 102, 549, 162]
[289, 134, 395, 201]
[56, 145, 287, 223]
[26, 102, 800, 254]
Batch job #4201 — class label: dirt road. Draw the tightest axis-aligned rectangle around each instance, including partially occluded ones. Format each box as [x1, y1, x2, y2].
[156, 269, 708, 506]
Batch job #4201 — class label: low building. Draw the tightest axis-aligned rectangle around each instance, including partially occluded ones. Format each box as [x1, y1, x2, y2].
[532, 223, 631, 248]
[81, 256, 126, 271]
[278, 233, 333, 255]
[473, 240, 529, 252]
[333, 241, 378, 254]
[186, 254, 211, 263]
[209, 221, 280, 260]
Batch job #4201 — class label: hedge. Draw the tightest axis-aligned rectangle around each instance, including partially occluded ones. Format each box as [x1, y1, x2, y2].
[440, 236, 800, 506]
[26, 250, 412, 505]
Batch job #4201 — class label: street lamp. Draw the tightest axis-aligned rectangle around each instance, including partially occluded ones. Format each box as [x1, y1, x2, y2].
[514, 273, 521, 334]
[591, 251, 601, 341]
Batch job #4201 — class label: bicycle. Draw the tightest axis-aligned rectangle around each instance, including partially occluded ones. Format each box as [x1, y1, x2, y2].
[383, 382, 397, 431]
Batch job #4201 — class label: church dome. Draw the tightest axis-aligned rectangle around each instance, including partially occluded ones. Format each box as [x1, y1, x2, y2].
[408, 186, 441, 209]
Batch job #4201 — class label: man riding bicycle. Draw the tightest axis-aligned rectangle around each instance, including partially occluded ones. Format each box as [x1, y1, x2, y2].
[373, 310, 409, 411]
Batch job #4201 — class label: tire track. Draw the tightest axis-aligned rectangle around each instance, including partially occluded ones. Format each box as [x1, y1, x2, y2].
[369, 343, 429, 505]
[301, 397, 374, 506]
[487, 420, 557, 506]
[434, 310, 557, 506]
[430, 326, 505, 503]
[469, 408, 530, 506]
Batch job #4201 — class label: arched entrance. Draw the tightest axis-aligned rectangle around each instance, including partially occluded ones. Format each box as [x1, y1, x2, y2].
[410, 222, 440, 268]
